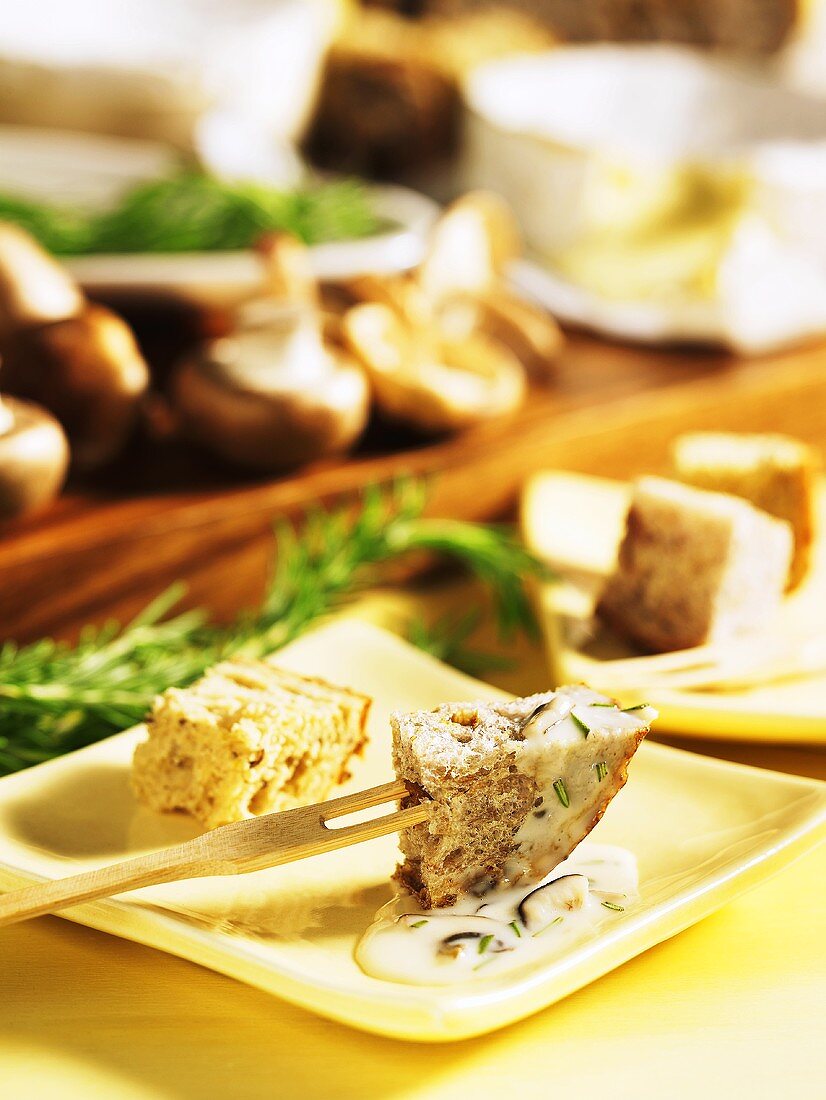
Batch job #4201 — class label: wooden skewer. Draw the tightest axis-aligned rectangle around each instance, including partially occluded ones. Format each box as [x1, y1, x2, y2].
[0, 780, 427, 929]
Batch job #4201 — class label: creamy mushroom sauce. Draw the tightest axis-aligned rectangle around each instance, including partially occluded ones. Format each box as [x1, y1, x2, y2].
[505, 690, 655, 880]
[356, 843, 637, 985]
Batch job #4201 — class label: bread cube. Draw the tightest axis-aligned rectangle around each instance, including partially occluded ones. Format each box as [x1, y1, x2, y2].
[392, 688, 653, 908]
[132, 660, 371, 830]
[672, 431, 819, 589]
[597, 476, 793, 653]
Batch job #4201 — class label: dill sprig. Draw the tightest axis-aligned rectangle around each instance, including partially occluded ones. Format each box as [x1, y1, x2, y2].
[0, 481, 546, 775]
[0, 174, 382, 256]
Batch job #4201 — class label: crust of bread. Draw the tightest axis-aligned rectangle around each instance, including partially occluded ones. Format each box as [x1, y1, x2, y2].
[672, 431, 819, 590]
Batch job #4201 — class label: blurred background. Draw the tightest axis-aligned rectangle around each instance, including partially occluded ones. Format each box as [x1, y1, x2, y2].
[1, 0, 826, 640]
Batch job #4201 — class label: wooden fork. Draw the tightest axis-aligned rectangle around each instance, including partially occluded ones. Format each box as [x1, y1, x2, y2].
[0, 780, 427, 928]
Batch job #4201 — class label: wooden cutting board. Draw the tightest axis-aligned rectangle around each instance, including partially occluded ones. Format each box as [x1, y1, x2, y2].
[3, 320, 826, 644]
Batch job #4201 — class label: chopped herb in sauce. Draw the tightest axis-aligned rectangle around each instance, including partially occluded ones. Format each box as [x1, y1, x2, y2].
[602, 901, 625, 912]
[570, 710, 591, 737]
[553, 778, 570, 808]
[473, 956, 497, 972]
[594, 761, 608, 782]
[478, 934, 495, 954]
[623, 704, 650, 713]
[410, 919, 429, 929]
[532, 915, 564, 938]
[509, 921, 522, 938]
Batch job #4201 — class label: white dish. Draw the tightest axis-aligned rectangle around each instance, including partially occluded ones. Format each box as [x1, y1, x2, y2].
[64, 184, 439, 306]
[465, 47, 826, 352]
[0, 126, 440, 305]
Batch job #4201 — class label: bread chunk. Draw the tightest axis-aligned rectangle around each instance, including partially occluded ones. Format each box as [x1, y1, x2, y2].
[132, 660, 371, 830]
[672, 431, 819, 589]
[597, 476, 793, 653]
[392, 688, 654, 908]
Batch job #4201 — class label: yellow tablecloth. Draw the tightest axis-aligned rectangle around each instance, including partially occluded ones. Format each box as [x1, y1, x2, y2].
[1, 584, 824, 1099]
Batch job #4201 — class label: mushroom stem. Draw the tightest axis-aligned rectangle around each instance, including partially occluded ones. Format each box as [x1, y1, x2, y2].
[256, 233, 318, 307]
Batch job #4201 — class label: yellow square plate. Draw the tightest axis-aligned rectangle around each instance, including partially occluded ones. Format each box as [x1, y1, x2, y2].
[522, 471, 826, 744]
[0, 621, 822, 1042]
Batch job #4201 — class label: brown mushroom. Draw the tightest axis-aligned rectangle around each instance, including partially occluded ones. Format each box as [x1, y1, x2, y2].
[0, 393, 69, 520]
[335, 191, 563, 380]
[170, 234, 370, 472]
[172, 302, 369, 472]
[416, 191, 522, 306]
[342, 301, 525, 434]
[0, 224, 83, 342]
[1, 303, 151, 470]
[0, 223, 150, 469]
[433, 291, 564, 382]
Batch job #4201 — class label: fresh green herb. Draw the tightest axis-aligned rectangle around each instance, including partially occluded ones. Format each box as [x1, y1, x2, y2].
[406, 609, 517, 678]
[410, 919, 429, 929]
[622, 704, 650, 713]
[478, 934, 494, 955]
[591, 702, 618, 708]
[594, 761, 608, 783]
[601, 901, 625, 912]
[570, 709, 591, 737]
[0, 174, 383, 255]
[509, 920, 522, 938]
[473, 956, 497, 972]
[532, 915, 564, 938]
[0, 481, 545, 776]
[553, 778, 570, 808]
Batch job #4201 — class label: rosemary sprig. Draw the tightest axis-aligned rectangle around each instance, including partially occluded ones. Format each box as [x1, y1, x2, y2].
[0, 481, 545, 775]
[406, 609, 516, 677]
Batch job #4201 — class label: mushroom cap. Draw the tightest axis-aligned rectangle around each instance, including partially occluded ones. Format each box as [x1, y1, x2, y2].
[0, 223, 84, 342]
[1, 303, 150, 470]
[343, 301, 526, 434]
[416, 191, 522, 306]
[435, 290, 564, 380]
[171, 328, 370, 472]
[0, 395, 69, 520]
[330, 194, 561, 379]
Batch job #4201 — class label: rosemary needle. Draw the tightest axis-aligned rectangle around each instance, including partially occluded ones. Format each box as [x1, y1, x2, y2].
[0, 481, 546, 776]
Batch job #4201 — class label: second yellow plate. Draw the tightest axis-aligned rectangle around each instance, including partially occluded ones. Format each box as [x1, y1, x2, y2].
[522, 471, 826, 744]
